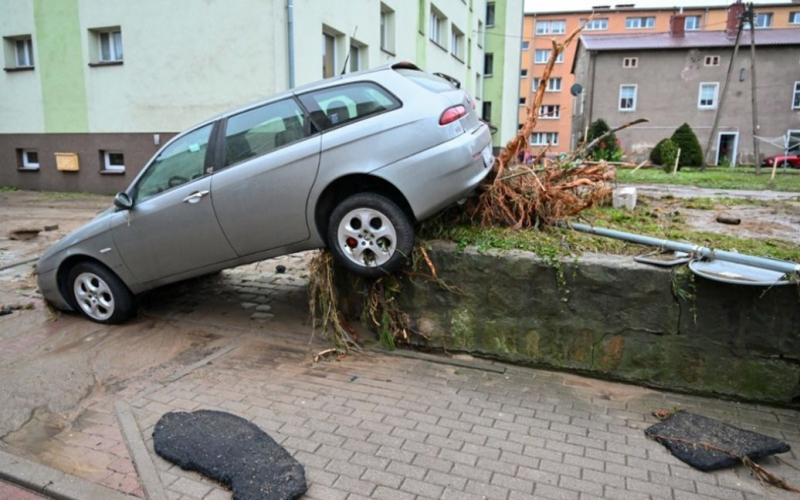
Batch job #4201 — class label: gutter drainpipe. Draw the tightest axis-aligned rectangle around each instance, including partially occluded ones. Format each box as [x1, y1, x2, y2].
[287, 0, 295, 88]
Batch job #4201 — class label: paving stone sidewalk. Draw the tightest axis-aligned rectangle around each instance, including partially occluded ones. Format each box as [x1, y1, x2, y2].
[0, 480, 47, 500]
[95, 339, 799, 500]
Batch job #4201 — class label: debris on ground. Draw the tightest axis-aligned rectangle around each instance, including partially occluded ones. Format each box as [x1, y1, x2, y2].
[646, 411, 798, 492]
[43, 224, 59, 232]
[276, 265, 286, 274]
[154, 410, 307, 500]
[0, 303, 35, 316]
[8, 229, 41, 241]
[716, 215, 742, 225]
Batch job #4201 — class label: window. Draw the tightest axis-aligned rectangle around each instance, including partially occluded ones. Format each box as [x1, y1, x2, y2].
[484, 53, 494, 76]
[299, 82, 401, 131]
[349, 42, 363, 73]
[133, 124, 214, 203]
[323, 32, 337, 78]
[520, 68, 528, 77]
[744, 12, 773, 29]
[519, 97, 526, 106]
[475, 73, 482, 100]
[704, 55, 720, 67]
[482, 101, 492, 122]
[380, 4, 395, 53]
[698, 82, 719, 109]
[451, 25, 465, 60]
[92, 29, 123, 63]
[623, 57, 638, 68]
[582, 18, 608, 31]
[793, 82, 800, 110]
[102, 151, 125, 172]
[790, 12, 800, 25]
[625, 17, 655, 29]
[486, 2, 496, 27]
[20, 149, 39, 170]
[536, 20, 566, 35]
[619, 84, 637, 111]
[534, 77, 562, 92]
[521, 41, 530, 50]
[478, 20, 484, 47]
[6, 36, 34, 68]
[539, 105, 560, 119]
[535, 49, 563, 64]
[684, 15, 702, 30]
[223, 99, 309, 168]
[531, 132, 558, 145]
[430, 8, 446, 46]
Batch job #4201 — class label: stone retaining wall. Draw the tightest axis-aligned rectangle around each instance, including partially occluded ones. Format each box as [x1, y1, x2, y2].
[338, 242, 800, 404]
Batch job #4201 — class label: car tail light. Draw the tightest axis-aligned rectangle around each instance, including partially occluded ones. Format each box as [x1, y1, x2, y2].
[439, 105, 467, 125]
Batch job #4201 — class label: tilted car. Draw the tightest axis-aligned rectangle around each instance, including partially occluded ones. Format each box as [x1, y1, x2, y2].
[37, 63, 494, 324]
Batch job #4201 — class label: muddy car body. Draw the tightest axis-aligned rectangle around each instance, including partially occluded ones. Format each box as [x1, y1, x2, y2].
[37, 63, 494, 323]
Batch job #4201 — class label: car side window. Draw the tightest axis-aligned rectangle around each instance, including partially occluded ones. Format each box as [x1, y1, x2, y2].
[223, 98, 310, 168]
[299, 82, 401, 132]
[133, 124, 214, 203]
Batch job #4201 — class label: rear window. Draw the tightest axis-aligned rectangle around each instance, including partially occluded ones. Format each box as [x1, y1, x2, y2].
[299, 82, 401, 131]
[395, 69, 456, 93]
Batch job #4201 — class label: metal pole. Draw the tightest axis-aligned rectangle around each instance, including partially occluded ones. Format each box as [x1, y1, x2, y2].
[748, 4, 761, 174]
[569, 223, 800, 275]
[703, 13, 743, 171]
[287, 0, 296, 89]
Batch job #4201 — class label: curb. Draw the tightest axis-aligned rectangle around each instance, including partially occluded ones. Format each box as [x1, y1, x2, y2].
[115, 401, 168, 500]
[0, 449, 136, 500]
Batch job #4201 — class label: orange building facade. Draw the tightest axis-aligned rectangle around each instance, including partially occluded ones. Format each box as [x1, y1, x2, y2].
[521, 3, 800, 154]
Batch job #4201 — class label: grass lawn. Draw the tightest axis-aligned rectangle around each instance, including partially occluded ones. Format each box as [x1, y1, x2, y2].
[617, 166, 800, 192]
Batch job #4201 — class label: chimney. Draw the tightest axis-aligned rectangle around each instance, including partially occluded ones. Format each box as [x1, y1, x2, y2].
[671, 14, 686, 37]
[726, 1, 746, 36]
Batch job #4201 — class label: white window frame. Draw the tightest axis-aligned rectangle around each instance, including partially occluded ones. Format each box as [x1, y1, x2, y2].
[520, 68, 528, 78]
[380, 4, 395, 53]
[539, 105, 560, 119]
[792, 82, 800, 110]
[21, 149, 39, 169]
[14, 37, 34, 68]
[531, 132, 558, 146]
[484, 53, 494, 76]
[623, 57, 638, 68]
[322, 30, 338, 78]
[715, 131, 739, 165]
[429, 8, 446, 46]
[790, 12, 800, 25]
[698, 82, 719, 110]
[619, 84, 637, 111]
[97, 29, 123, 62]
[103, 151, 125, 172]
[534, 77, 563, 92]
[704, 55, 720, 67]
[626, 17, 655, 29]
[535, 20, 566, 35]
[450, 24, 464, 60]
[684, 16, 701, 31]
[349, 43, 362, 73]
[534, 49, 563, 64]
[754, 12, 773, 28]
[486, 2, 496, 27]
[582, 18, 608, 31]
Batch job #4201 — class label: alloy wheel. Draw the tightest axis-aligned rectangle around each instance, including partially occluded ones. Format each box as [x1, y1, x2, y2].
[336, 208, 398, 267]
[73, 272, 115, 321]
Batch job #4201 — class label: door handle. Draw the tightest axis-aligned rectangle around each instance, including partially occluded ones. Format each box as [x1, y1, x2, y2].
[182, 190, 210, 204]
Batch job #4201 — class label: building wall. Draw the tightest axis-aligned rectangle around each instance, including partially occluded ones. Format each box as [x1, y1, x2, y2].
[523, 3, 800, 154]
[573, 45, 800, 164]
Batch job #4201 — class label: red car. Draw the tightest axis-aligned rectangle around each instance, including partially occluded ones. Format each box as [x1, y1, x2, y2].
[762, 154, 800, 168]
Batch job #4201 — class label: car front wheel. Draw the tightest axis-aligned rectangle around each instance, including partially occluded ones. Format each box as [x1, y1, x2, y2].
[328, 193, 414, 278]
[68, 261, 135, 324]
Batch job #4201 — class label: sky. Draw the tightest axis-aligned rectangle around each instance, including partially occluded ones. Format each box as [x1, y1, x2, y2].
[524, 0, 797, 13]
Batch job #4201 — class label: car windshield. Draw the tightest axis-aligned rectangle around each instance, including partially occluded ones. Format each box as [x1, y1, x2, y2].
[395, 69, 455, 93]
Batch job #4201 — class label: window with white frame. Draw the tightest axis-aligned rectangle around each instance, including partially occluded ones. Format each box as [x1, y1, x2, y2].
[698, 82, 719, 109]
[535, 49, 563, 64]
[625, 17, 655, 29]
[521, 68, 528, 77]
[535, 20, 567, 35]
[744, 12, 773, 29]
[519, 97, 526, 106]
[790, 12, 800, 24]
[484, 53, 494, 76]
[486, 2, 496, 27]
[474, 73, 481, 100]
[582, 18, 608, 30]
[531, 132, 558, 145]
[684, 15, 702, 30]
[94, 28, 123, 62]
[323, 31, 337, 78]
[451, 25, 465, 60]
[539, 105, 560, 119]
[380, 4, 395, 53]
[704, 55, 720, 66]
[349, 42, 362, 72]
[793, 82, 800, 110]
[20, 149, 39, 169]
[477, 20, 484, 47]
[521, 41, 530, 50]
[102, 151, 125, 172]
[429, 7, 446, 46]
[623, 57, 638, 68]
[8, 36, 34, 68]
[619, 84, 637, 111]
[534, 77, 562, 92]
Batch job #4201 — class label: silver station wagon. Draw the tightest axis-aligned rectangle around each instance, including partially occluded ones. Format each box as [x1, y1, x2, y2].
[37, 63, 494, 324]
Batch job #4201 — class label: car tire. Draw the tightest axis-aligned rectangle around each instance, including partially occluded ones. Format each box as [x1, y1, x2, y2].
[67, 261, 136, 324]
[327, 192, 414, 279]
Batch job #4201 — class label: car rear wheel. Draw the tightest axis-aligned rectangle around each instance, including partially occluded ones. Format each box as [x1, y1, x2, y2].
[68, 261, 135, 324]
[328, 193, 414, 278]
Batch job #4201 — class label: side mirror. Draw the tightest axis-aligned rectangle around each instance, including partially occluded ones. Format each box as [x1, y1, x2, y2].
[114, 192, 133, 210]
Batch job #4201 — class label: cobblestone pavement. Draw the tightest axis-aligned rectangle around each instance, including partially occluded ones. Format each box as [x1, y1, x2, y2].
[0, 480, 47, 499]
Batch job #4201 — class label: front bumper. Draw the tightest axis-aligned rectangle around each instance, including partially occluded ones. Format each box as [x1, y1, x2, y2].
[36, 265, 72, 311]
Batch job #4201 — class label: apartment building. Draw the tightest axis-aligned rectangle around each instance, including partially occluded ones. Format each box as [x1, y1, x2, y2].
[523, 1, 800, 154]
[1, 0, 501, 193]
[572, 17, 800, 164]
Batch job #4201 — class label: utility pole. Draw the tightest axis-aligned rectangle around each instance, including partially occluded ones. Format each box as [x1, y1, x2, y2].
[703, 9, 744, 171]
[748, 3, 761, 174]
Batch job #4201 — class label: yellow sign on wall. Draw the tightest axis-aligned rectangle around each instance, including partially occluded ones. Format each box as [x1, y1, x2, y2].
[55, 153, 80, 171]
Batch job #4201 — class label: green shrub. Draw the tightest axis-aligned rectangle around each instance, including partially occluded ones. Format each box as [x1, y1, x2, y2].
[670, 123, 704, 167]
[586, 119, 623, 161]
[659, 139, 679, 173]
[650, 139, 669, 165]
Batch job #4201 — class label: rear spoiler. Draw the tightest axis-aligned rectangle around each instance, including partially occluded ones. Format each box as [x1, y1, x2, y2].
[391, 62, 462, 89]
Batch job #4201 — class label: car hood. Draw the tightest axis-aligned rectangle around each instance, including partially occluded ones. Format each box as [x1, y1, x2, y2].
[38, 206, 114, 271]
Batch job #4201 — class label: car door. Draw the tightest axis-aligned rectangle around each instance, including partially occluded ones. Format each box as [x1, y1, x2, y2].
[210, 97, 321, 257]
[110, 122, 238, 283]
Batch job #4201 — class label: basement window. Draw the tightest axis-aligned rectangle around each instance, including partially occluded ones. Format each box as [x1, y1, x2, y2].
[19, 149, 39, 170]
[102, 151, 125, 172]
